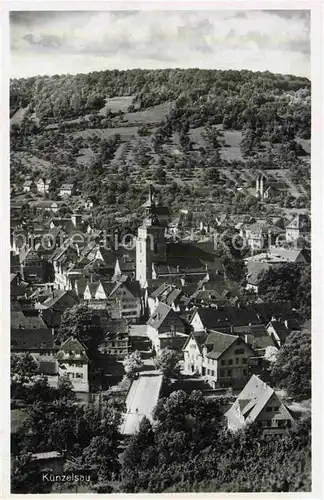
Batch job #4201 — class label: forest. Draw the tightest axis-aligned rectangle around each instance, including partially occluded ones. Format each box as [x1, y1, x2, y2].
[10, 68, 311, 228]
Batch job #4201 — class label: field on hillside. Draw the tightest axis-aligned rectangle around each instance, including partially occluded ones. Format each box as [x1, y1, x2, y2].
[98, 95, 135, 115]
[70, 126, 139, 141]
[123, 101, 174, 124]
[10, 106, 29, 126]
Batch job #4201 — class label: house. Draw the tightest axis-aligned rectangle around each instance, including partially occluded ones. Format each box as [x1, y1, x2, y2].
[35, 356, 59, 387]
[147, 302, 187, 352]
[83, 280, 115, 310]
[266, 319, 301, 348]
[285, 214, 311, 245]
[59, 184, 75, 197]
[182, 331, 208, 375]
[254, 174, 286, 200]
[49, 244, 79, 289]
[183, 330, 255, 389]
[148, 282, 175, 315]
[99, 318, 130, 359]
[20, 249, 51, 284]
[244, 247, 309, 265]
[108, 277, 142, 321]
[74, 279, 88, 300]
[245, 262, 271, 294]
[23, 180, 36, 193]
[225, 375, 295, 435]
[236, 324, 276, 355]
[34, 290, 79, 328]
[84, 198, 94, 210]
[11, 311, 55, 356]
[56, 336, 89, 392]
[190, 305, 261, 333]
[32, 200, 67, 214]
[36, 178, 51, 194]
[241, 223, 285, 250]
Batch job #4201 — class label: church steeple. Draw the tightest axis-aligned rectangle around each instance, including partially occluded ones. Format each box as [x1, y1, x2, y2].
[136, 185, 169, 288]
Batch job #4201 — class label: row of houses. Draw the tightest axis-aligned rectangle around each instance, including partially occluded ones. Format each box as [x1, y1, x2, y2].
[23, 178, 77, 198]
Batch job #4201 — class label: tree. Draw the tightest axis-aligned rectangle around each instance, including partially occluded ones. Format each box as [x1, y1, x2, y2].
[154, 348, 181, 380]
[204, 167, 219, 184]
[123, 351, 144, 380]
[57, 305, 104, 355]
[11, 454, 51, 493]
[153, 167, 166, 183]
[271, 329, 311, 401]
[260, 263, 311, 319]
[11, 353, 38, 388]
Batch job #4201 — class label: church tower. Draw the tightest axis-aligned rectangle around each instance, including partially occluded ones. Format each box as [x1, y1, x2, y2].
[136, 185, 168, 288]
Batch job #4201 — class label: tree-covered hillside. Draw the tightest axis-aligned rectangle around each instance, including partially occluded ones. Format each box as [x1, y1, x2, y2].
[10, 68, 311, 231]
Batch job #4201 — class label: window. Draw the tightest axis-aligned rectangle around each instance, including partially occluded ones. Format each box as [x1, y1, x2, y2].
[235, 348, 244, 354]
[211, 370, 215, 377]
[236, 358, 239, 364]
[228, 359, 233, 365]
[266, 406, 272, 412]
[220, 370, 225, 377]
[242, 358, 247, 364]
[227, 369, 232, 377]
[221, 360, 226, 366]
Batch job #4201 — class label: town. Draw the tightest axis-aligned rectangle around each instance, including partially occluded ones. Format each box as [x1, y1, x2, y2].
[11, 179, 311, 493]
[9, 14, 312, 492]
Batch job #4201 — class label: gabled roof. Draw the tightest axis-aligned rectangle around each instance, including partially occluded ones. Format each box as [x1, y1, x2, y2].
[109, 278, 140, 299]
[98, 280, 115, 297]
[36, 178, 51, 185]
[286, 214, 310, 231]
[75, 279, 88, 297]
[150, 282, 172, 299]
[269, 247, 306, 263]
[267, 319, 300, 344]
[103, 318, 129, 338]
[253, 301, 294, 324]
[204, 330, 239, 359]
[37, 356, 59, 375]
[35, 290, 77, 310]
[11, 311, 48, 329]
[182, 331, 208, 353]
[246, 262, 270, 285]
[85, 282, 99, 298]
[165, 288, 182, 306]
[245, 223, 285, 235]
[192, 305, 261, 330]
[11, 328, 54, 350]
[57, 336, 89, 361]
[147, 302, 173, 330]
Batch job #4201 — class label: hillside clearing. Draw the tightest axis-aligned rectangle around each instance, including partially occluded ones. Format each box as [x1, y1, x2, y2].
[98, 95, 135, 115]
[123, 101, 174, 124]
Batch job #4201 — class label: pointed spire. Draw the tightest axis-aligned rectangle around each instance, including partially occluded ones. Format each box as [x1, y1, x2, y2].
[148, 183, 154, 206]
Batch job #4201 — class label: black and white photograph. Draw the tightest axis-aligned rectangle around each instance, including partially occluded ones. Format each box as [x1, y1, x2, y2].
[4, 4, 321, 496]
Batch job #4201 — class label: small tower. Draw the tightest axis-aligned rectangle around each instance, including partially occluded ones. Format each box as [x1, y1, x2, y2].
[256, 174, 266, 199]
[136, 185, 169, 288]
